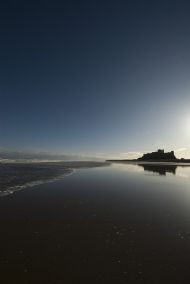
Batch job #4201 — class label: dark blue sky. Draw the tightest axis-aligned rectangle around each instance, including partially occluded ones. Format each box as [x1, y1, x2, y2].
[1, 0, 190, 158]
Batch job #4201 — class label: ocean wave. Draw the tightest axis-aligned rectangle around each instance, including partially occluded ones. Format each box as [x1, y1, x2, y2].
[0, 168, 74, 197]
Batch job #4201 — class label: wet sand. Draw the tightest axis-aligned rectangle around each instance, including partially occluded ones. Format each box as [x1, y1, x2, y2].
[1, 164, 190, 283]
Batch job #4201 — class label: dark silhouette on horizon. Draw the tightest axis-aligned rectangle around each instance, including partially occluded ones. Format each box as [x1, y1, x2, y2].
[138, 149, 176, 161]
[107, 149, 190, 163]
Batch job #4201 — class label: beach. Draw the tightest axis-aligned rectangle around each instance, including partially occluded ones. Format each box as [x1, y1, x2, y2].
[1, 163, 190, 283]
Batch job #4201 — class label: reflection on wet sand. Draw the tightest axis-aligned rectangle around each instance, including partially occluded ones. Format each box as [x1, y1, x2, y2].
[110, 161, 190, 177]
[139, 164, 177, 175]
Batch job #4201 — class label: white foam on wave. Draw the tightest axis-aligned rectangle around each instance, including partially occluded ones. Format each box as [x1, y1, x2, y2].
[0, 190, 14, 197]
[0, 168, 75, 197]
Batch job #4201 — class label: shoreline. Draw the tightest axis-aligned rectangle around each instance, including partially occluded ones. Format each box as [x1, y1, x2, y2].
[0, 168, 75, 197]
[107, 160, 190, 166]
[0, 161, 110, 196]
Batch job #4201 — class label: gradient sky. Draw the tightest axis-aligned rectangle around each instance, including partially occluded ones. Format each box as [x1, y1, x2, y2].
[1, 0, 190, 158]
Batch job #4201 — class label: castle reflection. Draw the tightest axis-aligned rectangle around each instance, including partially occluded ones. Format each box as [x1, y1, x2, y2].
[139, 164, 177, 176]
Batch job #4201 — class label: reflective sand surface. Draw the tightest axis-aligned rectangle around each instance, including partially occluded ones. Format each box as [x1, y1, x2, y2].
[1, 163, 190, 283]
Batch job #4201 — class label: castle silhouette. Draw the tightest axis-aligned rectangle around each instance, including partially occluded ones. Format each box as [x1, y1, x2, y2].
[138, 149, 176, 161]
[107, 149, 190, 163]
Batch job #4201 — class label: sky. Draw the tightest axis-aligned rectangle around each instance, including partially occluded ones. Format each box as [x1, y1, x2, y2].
[1, 0, 190, 159]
